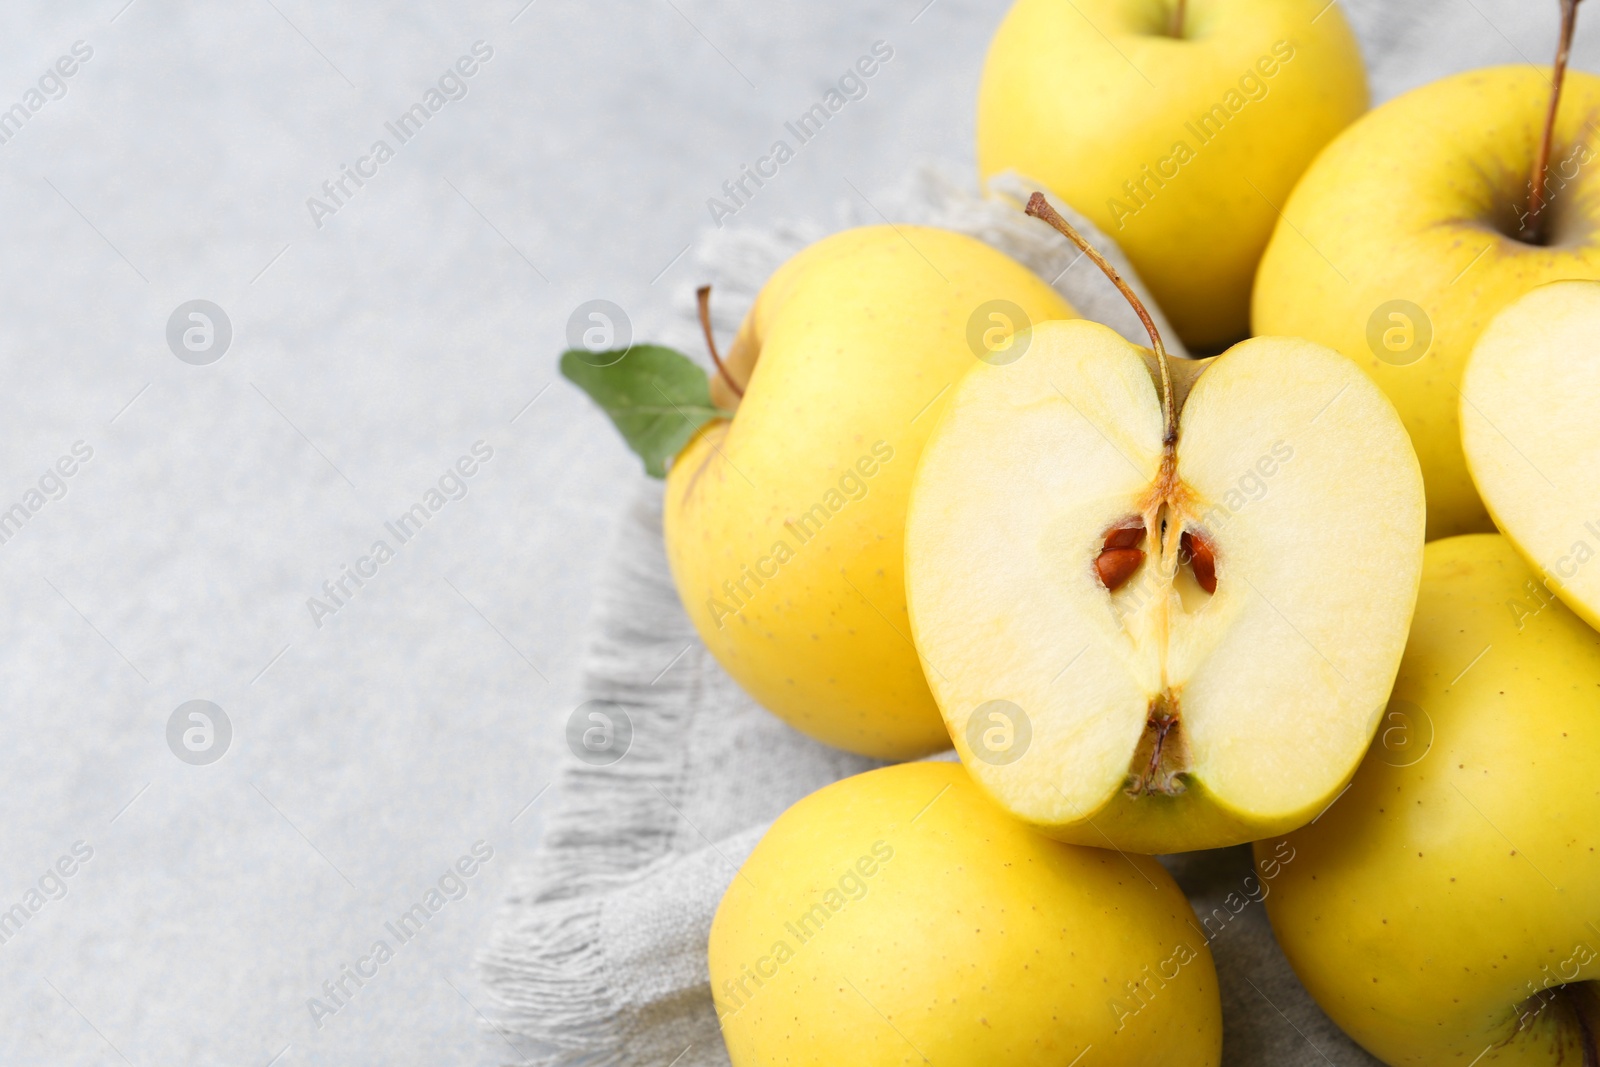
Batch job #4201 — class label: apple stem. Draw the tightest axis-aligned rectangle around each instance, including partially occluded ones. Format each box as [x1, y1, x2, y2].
[1527, 0, 1584, 243]
[696, 285, 745, 399]
[1025, 192, 1177, 447]
[1170, 0, 1186, 37]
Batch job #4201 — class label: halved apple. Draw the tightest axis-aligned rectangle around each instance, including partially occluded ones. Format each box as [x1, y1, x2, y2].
[904, 311, 1426, 853]
[1461, 280, 1600, 631]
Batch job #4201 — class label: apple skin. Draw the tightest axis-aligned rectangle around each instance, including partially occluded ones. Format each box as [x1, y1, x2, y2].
[710, 761, 1223, 1066]
[1255, 535, 1600, 1066]
[978, 0, 1366, 351]
[1253, 66, 1600, 541]
[664, 226, 1075, 759]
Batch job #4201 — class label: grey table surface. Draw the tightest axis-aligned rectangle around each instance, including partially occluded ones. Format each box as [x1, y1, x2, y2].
[0, 1, 1584, 1064]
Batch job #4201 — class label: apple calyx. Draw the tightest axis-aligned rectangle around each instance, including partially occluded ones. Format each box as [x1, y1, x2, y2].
[1129, 694, 1187, 797]
[1526, 0, 1586, 244]
[696, 285, 746, 402]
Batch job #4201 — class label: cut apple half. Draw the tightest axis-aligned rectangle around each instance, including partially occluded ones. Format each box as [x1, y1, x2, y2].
[1462, 280, 1600, 632]
[903, 197, 1426, 854]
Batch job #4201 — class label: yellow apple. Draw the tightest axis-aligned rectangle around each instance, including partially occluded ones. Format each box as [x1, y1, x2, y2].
[665, 226, 1075, 759]
[710, 761, 1222, 1065]
[1253, 66, 1600, 540]
[1258, 534, 1600, 1065]
[977, 0, 1367, 351]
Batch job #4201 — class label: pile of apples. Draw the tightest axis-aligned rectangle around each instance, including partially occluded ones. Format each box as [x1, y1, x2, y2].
[565, 0, 1600, 1062]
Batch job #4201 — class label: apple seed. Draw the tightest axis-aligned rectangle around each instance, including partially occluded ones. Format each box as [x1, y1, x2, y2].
[1182, 530, 1218, 594]
[1096, 522, 1147, 590]
[1097, 549, 1144, 591]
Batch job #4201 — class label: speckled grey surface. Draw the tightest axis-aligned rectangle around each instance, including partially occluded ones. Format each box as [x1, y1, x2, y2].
[0, 1, 1590, 1064]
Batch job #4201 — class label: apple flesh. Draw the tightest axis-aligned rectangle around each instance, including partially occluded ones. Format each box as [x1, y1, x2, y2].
[978, 0, 1367, 351]
[1258, 535, 1600, 1066]
[1462, 280, 1600, 631]
[1253, 66, 1600, 540]
[904, 319, 1425, 853]
[710, 761, 1223, 1065]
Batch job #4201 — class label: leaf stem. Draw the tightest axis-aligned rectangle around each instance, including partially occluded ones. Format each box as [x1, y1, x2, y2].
[1025, 192, 1176, 447]
[1527, 0, 1584, 243]
[696, 285, 745, 399]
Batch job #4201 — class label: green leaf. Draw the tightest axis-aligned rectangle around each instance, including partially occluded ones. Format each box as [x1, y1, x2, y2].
[560, 345, 731, 478]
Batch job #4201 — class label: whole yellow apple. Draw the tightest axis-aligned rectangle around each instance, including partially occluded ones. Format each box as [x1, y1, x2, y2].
[978, 0, 1367, 351]
[1257, 534, 1600, 1065]
[710, 761, 1223, 1065]
[1253, 66, 1600, 539]
[665, 226, 1075, 758]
